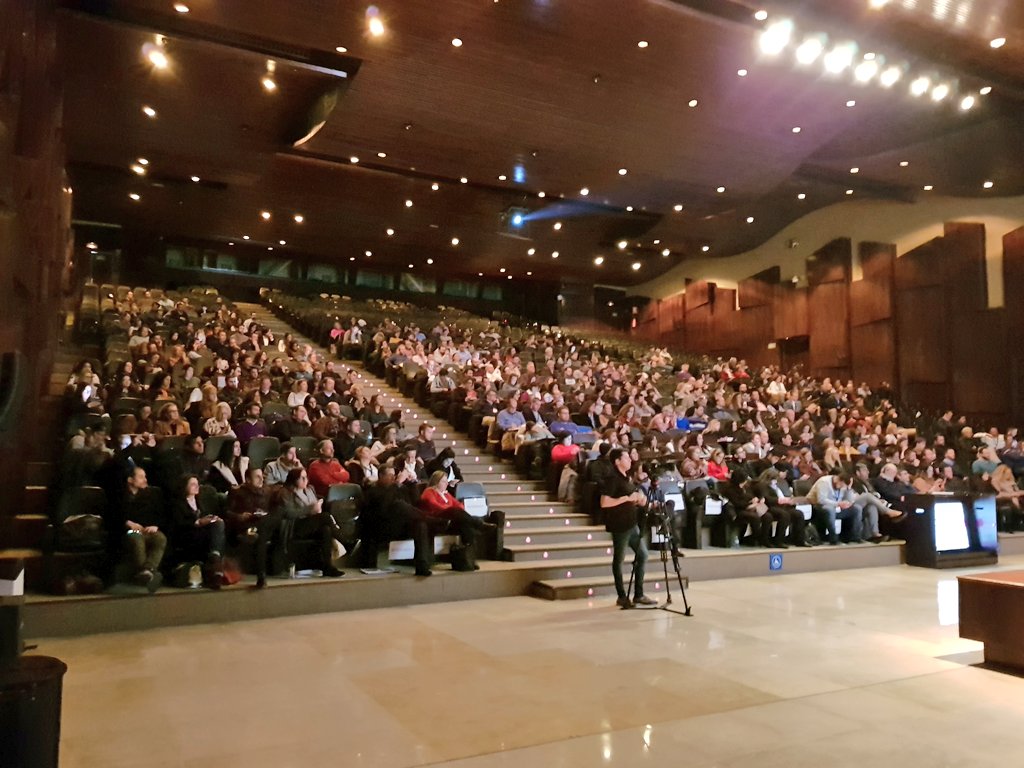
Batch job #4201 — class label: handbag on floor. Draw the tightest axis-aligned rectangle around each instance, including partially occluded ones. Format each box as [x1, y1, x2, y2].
[449, 543, 477, 571]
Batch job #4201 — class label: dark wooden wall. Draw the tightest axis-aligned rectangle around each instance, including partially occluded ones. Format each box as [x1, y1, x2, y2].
[637, 223, 1024, 427]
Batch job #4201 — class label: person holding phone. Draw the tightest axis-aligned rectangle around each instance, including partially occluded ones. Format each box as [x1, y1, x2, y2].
[171, 475, 226, 589]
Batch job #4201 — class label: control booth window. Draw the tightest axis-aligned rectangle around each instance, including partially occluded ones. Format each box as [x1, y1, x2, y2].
[399, 272, 436, 294]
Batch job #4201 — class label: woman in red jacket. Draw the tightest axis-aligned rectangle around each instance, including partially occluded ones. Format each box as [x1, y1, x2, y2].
[418, 471, 494, 556]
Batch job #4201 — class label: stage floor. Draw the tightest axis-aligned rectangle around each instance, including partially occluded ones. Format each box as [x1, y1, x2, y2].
[40, 556, 1024, 768]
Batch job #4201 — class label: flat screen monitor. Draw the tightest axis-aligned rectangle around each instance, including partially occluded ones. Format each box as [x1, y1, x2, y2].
[933, 500, 970, 552]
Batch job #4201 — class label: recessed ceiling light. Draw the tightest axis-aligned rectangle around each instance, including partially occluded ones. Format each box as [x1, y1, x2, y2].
[626, 206, 634, 212]
[594, 256, 605, 265]
[653, 239, 660, 244]
[427, 258, 434, 265]
[85, 242, 98, 250]
[798, 193, 807, 200]
[961, 95, 977, 110]
[617, 240, 628, 250]
[618, 168, 628, 175]
[460, 177, 468, 184]
[701, 245, 710, 252]
[879, 67, 901, 88]
[451, 38, 463, 47]
[754, 9, 768, 21]
[931, 83, 950, 101]
[796, 37, 825, 65]
[145, 45, 169, 70]
[980, 86, 993, 95]
[869, 0, 890, 7]
[129, 193, 141, 201]
[228, 242, 234, 246]
[983, 180, 994, 189]
[260, 210, 271, 220]
[823, 43, 856, 74]
[408, 264, 414, 269]
[498, 174, 506, 181]
[899, 161, 909, 167]
[526, 271, 532, 276]
[349, 156, 360, 164]
[451, 237, 460, 245]
[553, 222, 562, 230]
[537, 191, 546, 198]
[293, 214, 304, 223]
[662, 248, 671, 255]
[267, 246, 274, 251]
[137, 157, 149, 166]
[142, 105, 157, 118]
[242, 235, 250, 240]
[737, 69, 748, 77]
[673, 204, 683, 212]
[350, 256, 356, 261]
[688, 99, 698, 108]
[279, 240, 286, 245]
[854, 60, 878, 83]
[131, 164, 146, 175]
[850, 167, 860, 174]
[404, 199, 413, 207]
[910, 76, 931, 97]
[551, 251, 559, 259]
[923, 185, 934, 191]
[336, 46, 348, 53]
[386, 228, 395, 236]
[525, 247, 536, 256]
[630, 261, 641, 271]
[190, 175, 200, 183]
[377, 152, 387, 158]
[846, 189, 854, 195]
[990, 37, 1006, 49]
[478, 272, 484, 277]
[368, 10, 385, 37]
[173, 3, 189, 12]
[365, 250, 372, 256]
[499, 267, 506, 273]
[759, 19, 793, 56]
[579, 187, 590, 196]
[746, 217, 754, 224]
[716, 186, 726, 193]
[431, 183, 439, 190]
[846, 100, 857, 107]
[792, 126, 801, 134]
[261, 76, 277, 92]
[637, 41, 649, 48]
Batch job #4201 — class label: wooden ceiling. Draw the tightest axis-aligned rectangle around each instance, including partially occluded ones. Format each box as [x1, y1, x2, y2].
[60, 0, 1024, 287]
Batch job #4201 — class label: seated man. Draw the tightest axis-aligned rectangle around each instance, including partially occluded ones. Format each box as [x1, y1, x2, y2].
[806, 472, 864, 545]
[415, 422, 438, 463]
[850, 462, 906, 540]
[232, 402, 267, 448]
[548, 406, 580, 436]
[311, 401, 344, 441]
[105, 466, 166, 592]
[359, 466, 434, 576]
[334, 418, 366, 463]
[270, 404, 312, 442]
[265, 442, 304, 486]
[753, 468, 807, 547]
[306, 439, 351, 497]
[872, 462, 917, 509]
[719, 474, 773, 547]
[226, 467, 282, 588]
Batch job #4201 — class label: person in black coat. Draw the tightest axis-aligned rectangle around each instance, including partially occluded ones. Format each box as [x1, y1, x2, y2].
[170, 475, 226, 588]
[103, 466, 167, 591]
[719, 474, 773, 547]
[425, 447, 463, 487]
[753, 468, 808, 547]
[358, 466, 434, 576]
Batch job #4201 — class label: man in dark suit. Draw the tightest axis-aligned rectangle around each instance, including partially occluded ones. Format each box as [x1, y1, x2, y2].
[753, 468, 808, 547]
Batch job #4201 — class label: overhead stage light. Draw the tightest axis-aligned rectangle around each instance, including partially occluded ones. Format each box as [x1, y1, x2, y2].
[759, 19, 794, 56]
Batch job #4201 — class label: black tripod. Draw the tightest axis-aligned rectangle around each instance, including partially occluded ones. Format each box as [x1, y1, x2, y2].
[626, 484, 693, 616]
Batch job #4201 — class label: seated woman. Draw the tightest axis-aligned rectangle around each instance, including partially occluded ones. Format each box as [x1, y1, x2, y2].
[170, 475, 226, 589]
[425, 446, 464, 486]
[208, 438, 249, 493]
[153, 402, 191, 441]
[273, 467, 344, 577]
[346, 445, 380, 487]
[989, 464, 1024, 532]
[417, 471, 495, 564]
[706, 448, 730, 483]
[287, 379, 310, 408]
[203, 402, 236, 439]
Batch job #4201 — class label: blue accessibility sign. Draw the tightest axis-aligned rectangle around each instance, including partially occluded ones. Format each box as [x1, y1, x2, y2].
[769, 553, 784, 571]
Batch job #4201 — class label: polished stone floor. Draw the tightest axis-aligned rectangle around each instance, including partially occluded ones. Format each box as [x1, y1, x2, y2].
[43, 556, 1024, 768]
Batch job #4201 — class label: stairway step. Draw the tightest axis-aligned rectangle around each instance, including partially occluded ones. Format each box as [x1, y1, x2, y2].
[530, 577, 622, 601]
[26, 462, 55, 487]
[487, 491, 556, 505]
[24, 486, 49, 516]
[504, 526, 608, 546]
[3, 514, 50, 549]
[504, 540, 615, 561]
[503, 513, 592, 529]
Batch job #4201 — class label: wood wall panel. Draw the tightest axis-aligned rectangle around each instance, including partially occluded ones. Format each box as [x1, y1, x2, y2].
[685, 280, 712, 310]
[951, 310, 1008, 423]
[808, 238, 852, 285]
[738, 267, 778, 309]
[1003, 227, 1024, 423]
[850, 242, 895, 327]
[851, 321, 895, 387]
[808, 281, 850, 378]
[773, 285, 808, 339]
[943, 222, 987, 312]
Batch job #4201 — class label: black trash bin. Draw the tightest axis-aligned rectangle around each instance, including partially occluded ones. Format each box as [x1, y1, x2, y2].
[0, 656, 68, 768]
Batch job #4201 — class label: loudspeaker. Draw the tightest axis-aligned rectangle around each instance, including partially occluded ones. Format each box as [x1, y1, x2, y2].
[0, 351, 26, 432]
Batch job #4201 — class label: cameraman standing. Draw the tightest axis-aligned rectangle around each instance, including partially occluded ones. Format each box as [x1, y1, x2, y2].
[601, 448, 656, 609]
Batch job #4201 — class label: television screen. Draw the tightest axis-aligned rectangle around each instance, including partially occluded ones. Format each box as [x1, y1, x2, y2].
[933, 501, 970, 552]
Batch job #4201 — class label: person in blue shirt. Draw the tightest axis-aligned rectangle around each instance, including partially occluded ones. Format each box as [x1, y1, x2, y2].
[548, 406, 579, 436]
[496, 397, 526, 432]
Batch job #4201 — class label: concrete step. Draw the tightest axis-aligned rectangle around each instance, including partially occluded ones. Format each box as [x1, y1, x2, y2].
[24, 486, 50, 517]
[1, 514, 50, 549]
[503, 513, 592, 529]
[503, 526, 608, 546]
[498, 501, 578, 514]
[504, 540, 615, 562]
[487, 491, 556, 505]
[531, 576, 619, 601]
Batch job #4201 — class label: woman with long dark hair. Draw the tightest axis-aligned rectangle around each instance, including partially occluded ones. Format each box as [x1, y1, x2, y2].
[272, 467, 345, 578]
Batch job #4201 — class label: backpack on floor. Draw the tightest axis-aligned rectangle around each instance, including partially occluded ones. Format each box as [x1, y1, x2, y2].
[803, 522, 823, 547]
[557, 464, 579, 504]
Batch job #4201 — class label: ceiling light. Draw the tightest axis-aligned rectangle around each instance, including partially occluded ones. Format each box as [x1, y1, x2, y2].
[376, 152, 387, 159]
[350, 156, 360, 164]
[526, 271, 532, 276]
[279, 240, 286, 245]
[846, 99, 857, 107]
[131, 164, 146, 175]
[931, 83, 950, 101]
[507, 275, 512, 280]
[349, 256, 356, 261]
[631, 262, 641, 271]
[846, 189, 854, 195]
[792, 126, 801, 133]
[737, 68, 748, 77]
[129, 193, 141, 201]
[451, 237, 460, 245]
[405, 200, 414, 208]
[960, 95, 976, 110]
[537, 191, 546, 198]
[701, 245, 710, 252]
[293, 214, 304, 223]
[408, 264, 414, 269]
[497, 174, 507, 181]
[990, 37, 1006, 49]
[261, 76, 277, 92]
[754, 9, 768, 21]
[460, 177, 468, 184]
[869, 0, 890, 7]
[716, 186, 726, 193]
[879, 66, 902, 88]
[365, 250, 372, 256]
[580, 187, 590, 196]
[673, 204, 683, 212]
[385, 228, 395, 237]
[594, 256, 605, 265]
[451, 38, 463, 47]
[910, 76, 931, 97]
[190, 175, 200, 183]
[759, 19, 794, 56]
[653, 239, 660, 244]
[618, 168, 628, 175]
[431, 183, 439, 190]
[854, 59, 879, 83]
[499, 267, 506, 273]
[746, 217, 754, 224]
[688, 99, 699, 108]
[984, 181, 994, 189]
[662, 248, 671, 255]
[267, 246, 274, 251]
[797, 193, 807, 200]
[260, 210, 271, 220]
[553, 222, 562, 230]
[864, 52, 876, 61]
[173, 3, 189, 12]
[823, 42, 857, 74]
[142, 105, 157, 118]
[85, 242, 98, 250]
[923, 185, 934, 191]
[795, 37, 825, 66]
[899, 161, 909, 167]
[242, 235, 250, 240]
[551, 251, 559, 259]
[145, 45, 169, 70]
[617, 240, 628, 250]
[137, 157, 149, 165]
[850, 167, 860, 174]
[478, 272, 484, 277]
[980, 86, 992, 95]
[637, 41, 649, 49]
[626, 206, 634, 212]
[228, 242, 234, 246]
[367, 8, 385, 37]
[336, 46, 348, 53]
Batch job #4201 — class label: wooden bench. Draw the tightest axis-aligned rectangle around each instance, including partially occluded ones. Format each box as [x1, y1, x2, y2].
[958, 570, 1024, 671]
